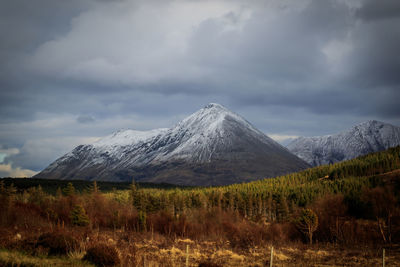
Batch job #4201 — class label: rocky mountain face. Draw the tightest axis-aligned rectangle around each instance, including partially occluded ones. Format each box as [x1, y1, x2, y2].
[287, 120, 400, 167]
[35, 103, 309, 186]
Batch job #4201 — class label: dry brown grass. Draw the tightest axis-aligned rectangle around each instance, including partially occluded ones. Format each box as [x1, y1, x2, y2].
[86, 230, 400, 266]
[1, 222, 400, 266]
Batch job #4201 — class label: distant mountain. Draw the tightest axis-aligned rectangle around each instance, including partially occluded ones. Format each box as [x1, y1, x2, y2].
[287, 120, 400, 166]
[35, 103, 309, 186]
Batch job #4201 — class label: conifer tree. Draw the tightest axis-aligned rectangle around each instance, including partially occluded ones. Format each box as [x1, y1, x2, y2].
[63, 182, 75, 196]
[138, 210, 147, 232]
[91, 181, 99, 193]
[277, 195, 289, 221]
[0, 180, 5, 194]
[70, 204, 90, 226]
[56, 187, 62, 198]
[29, 185, 45, 205]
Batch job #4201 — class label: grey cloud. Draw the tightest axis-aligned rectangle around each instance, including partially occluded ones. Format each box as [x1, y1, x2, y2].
[4, 137, 97, 171]
[356, 0, 400, 21]
[345, 19, 400, 89]
[187, 0, 351, 81]
[77, 115, 95, 124]
[0, 0, 93, 69]
[0, 0, 400, 173]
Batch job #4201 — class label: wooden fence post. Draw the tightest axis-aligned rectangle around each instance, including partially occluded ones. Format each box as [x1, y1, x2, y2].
[186, 244, 189, 267]
[270, 246, 274, 267]
[383, 248, 385, 267]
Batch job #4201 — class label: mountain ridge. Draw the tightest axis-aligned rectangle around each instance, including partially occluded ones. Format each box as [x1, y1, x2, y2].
[287, 120, 400, 166]
[35, 103, 309, 186]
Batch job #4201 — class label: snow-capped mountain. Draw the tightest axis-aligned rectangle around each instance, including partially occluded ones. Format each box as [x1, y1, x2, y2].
[35, 103, 309, 186]
[287, 120, 400, 167]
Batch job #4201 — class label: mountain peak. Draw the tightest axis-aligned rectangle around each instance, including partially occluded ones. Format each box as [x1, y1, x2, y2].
[178, 103, 233, 129]
[178, 102, 255, 136]
[204, 103, 225, 110]
[198, 103, 230, 119]
[348, 120, 388, 135]
[356, 120, 381, 127]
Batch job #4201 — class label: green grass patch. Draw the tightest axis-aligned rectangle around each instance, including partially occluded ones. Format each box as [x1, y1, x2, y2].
[0, 249, 94, 267]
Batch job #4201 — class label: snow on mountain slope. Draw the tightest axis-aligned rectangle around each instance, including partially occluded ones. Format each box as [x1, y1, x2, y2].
[35, 103, 309, 185]
[287, 120, 400, 166]
[151, 103, 281, 163]
[91, 128, 168, 160]
[93, 128, 168, 148]
[40, 128, 168, 173]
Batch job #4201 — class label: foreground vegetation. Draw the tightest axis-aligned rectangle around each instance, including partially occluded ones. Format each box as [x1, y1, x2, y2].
[0, 249, 94, 266]
[1, 146, 400, 266]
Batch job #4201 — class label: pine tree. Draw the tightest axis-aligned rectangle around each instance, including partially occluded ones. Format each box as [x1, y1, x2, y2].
[70, 204, 90, 226]
[1, 183, 16, 217]
[0, 180, 5, 194]
[91, 181, 99, 193]
[277, 195, 289, 222]
[63, 182, 75, 196]
[130, 178, 137, 204]
[56, 187, 62, 198]
[29, 185, 45, 205]
[138, 210, 147, 232]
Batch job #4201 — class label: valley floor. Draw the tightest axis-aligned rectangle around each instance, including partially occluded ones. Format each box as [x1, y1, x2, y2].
[1, 228, 400, 267]
[113, 236, 400, 266]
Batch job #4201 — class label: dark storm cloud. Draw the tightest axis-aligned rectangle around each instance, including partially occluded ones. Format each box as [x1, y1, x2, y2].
[356, 0, 400, 21]
[346, 18, 400, 89]
[0, 0, 399, 176]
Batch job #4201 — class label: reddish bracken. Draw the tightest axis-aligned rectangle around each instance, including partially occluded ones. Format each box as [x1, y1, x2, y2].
[83, 243, 120, 267]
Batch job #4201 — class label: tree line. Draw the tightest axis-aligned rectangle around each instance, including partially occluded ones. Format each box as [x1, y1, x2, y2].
[1, 146, 400, 247]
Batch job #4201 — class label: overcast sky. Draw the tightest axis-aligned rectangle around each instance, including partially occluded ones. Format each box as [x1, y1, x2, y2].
[1, 0, 400, 177]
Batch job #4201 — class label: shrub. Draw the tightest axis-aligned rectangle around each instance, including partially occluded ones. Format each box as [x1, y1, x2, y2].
[198, 260, 223, 267]
[9, 236, 37, 253]
[266, 222, 300, 243]
[222, 220, 265, 249]
[37, 232, 78, 255]
[83, 244, 120, 267]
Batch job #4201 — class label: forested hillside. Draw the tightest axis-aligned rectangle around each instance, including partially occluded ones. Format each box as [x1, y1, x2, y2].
[130, 145, 400, 221]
